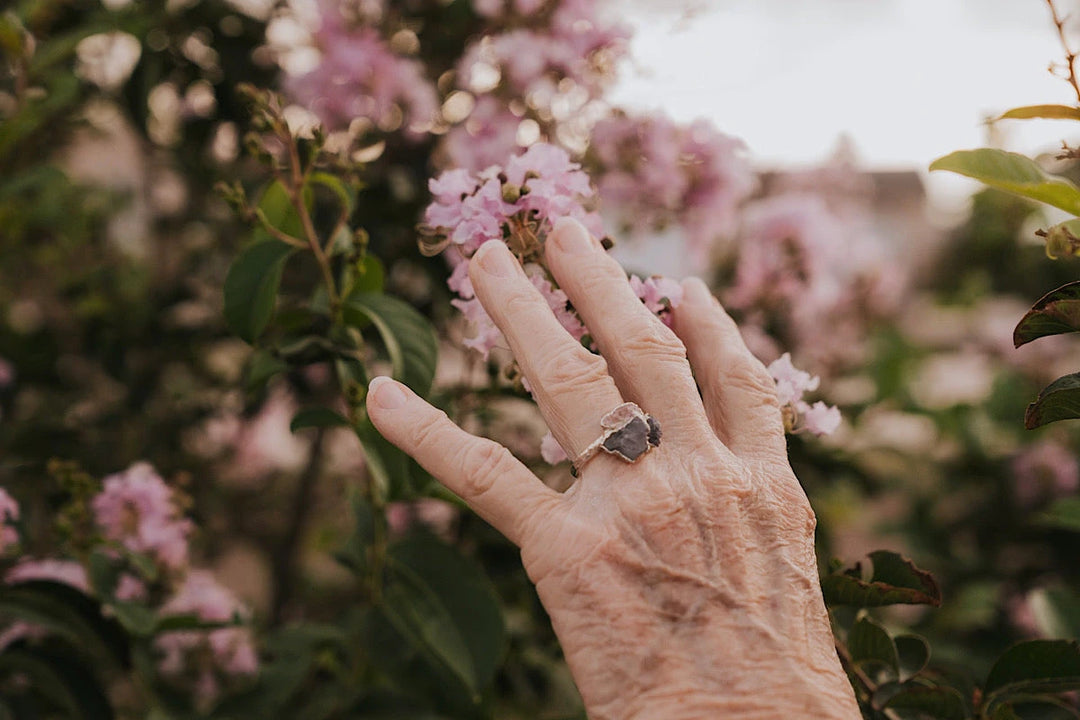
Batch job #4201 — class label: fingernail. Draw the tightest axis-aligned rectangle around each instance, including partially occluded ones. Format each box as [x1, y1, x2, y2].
[369, 376, 407, 410]
[552, 217, 594, 254]
[476, 241, 517, 277]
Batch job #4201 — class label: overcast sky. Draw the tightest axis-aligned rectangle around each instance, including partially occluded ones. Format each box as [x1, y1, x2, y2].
[612, 0, 1080, 188]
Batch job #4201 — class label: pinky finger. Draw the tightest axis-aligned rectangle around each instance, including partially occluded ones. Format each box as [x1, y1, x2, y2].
[365, 376, 563, 547]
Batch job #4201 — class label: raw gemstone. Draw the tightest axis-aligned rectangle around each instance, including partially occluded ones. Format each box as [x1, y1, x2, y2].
[647, 416, 662, 447]
[602, 417, 650, 461]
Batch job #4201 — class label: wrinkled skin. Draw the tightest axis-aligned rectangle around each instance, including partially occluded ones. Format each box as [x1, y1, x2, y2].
[367, 218, 861, 719]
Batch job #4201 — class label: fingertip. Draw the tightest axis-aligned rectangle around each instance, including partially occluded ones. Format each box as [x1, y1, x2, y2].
[367, 376, 409, 413]
[680, 276, 713, 305]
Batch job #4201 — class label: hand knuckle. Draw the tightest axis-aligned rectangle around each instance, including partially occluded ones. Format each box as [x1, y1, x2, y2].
[537, 343, 609, 397]
[459, 441, 511, 498]
[618, 321, 687, 364]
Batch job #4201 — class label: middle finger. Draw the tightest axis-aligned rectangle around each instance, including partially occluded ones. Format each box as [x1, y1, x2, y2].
[544, 218, 715, 448]
[468, 240, 625, 463]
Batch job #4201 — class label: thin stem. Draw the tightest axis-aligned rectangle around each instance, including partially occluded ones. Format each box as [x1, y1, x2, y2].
[1046, 0, 1080, 104]
[253, 208, 309, 249]
[270, 428, 326, 624]
[285, 130, 341, 313]
[834, 639, 903, 720]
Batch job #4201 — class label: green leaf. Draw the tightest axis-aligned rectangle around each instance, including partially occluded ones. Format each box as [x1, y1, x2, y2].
[0, 646, 113, 720]
[1037, 497, 1080, 532]
[1014, 282, 1080, 347]
[896, 634, 931, 680]
[929, 149, 1080, 215]
[309, 171, 355, 217]
[822, 551, 942, 607]
[984, 640, 1080, 698]
[290, 407, 352, 433]
[224, 239, 295, 343]
[343, 292, 438, 397]
[334, 493, 377, 574]
[352, 254, 386, 295]
[0, 581, 128, 667]
[883, 683, 969, 719]
[108, 602, 157, 637]
[1025, 372, 1080, 429]
[254, 180, 307, 243]
[997, 105, 1080, 122]
[848, 617, 899, 676]
[381, 537, 506, 699]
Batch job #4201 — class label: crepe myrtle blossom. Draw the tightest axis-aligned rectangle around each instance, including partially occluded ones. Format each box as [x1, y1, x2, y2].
[282, 6, 437, 138]
[588, 112, 756, 263]
[424, 144, 687, 360]
[767, 353, 841, 436]
[0, 488, 18, 555]
[92, 462, 194, 574]
[457, 0, 629, 100]
[156, 570, 259, 710]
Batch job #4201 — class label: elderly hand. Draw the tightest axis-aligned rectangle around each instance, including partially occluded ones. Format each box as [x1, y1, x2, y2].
[366, 218, 860, 719]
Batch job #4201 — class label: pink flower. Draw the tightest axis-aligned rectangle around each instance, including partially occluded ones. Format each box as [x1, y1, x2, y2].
[92, 462, 193, 573]
[6, 559, 90, 593]
[386, 499, 459, 539]
[282, 16, 437, 139]
[0, 488, 18, 555]
[766, 353, 841, 436]
[800, 401, 842, 436]
[1012, 441, 1080, 507]
[115, 573, 148, 602]
[630, 275, 683, 316]
[540, 431, 567, 464]
[767, 353, 820, 407]
[156, 570, 258, 708]
[440, 96, 522, 174]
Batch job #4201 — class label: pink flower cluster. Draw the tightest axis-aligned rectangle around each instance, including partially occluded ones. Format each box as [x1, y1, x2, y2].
[589, 112, 756, 263]
[156, 570, 259, 709]
[425, 143, 603, 358]
[0, 488, 18, 554]
[92, 462, 194, 574]
[766, 353, 841, 436]
[458, 0, 629, 99]
[726, 167, 901, 372]
[283, 2, 437, 138]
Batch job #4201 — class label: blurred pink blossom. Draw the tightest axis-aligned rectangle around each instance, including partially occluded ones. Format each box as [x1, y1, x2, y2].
[458, 1, 628, 101]
[1011, 441, 1079, 507]
[283, 10, 437, 138]
[441, 95, 522, 173]
[589, 113, 755, 263]
[766, 353, 841, 436]
[115, 573, 148, 602]
[386, 499, 459, 539]
[231, 387, 310, 480]
[0, 488, 18, 554]
[92, 462, 194, 573]
[156, 570, 258, 708]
